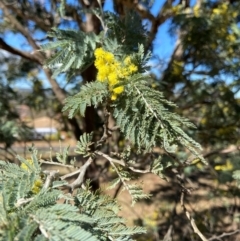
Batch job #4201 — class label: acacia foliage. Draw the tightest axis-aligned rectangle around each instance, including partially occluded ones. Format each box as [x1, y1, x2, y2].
[0, 148, 146, 241]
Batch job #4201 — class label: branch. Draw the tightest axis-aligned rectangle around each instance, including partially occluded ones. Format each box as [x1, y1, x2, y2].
[0, 2, 40, 51]
[0, 37, 41, 64]
[7, 4, 53, 32]
[146, 1, 173, 49]
[208, 230, 240, 241]
[96, 109, 111, 148]
[40, 160, 77, 176]
[43, 170, 59, 189]
[0, 2, 68, 105]
[134, 2, 155, 21]
[162, 225, 173, 241]
[65, 4, 86, 31]
[15, 197, 34, 208]
[60, 168, 82, 180]
[95, 151, 150, 173]
[180, 191, 208, 241]
[30, 215, 49, 238]
[67, 157, 93, 191]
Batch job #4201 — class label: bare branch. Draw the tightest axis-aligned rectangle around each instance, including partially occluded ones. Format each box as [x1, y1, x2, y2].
[7, 4, 53, 32]
[15, 197, 34, 208]
[180, 191, 208, 241]
[65, 4, 86, 31]
[0, 37, 41, 64]
[43, 68, 67, 104]
[43, 170, 59, 189]
[134, 3, 155, 21]
[30, 215, 49, 238]
[95, 151, 151, 173]
[67, 157, 93, 191]
[208, 230, 240, 241]
[162, 225, 173, 241]
[146, 1, 173, 48]
[60, 168, 82, 180]
[0, 2, 40, 51]
[40, 160, 77, 175]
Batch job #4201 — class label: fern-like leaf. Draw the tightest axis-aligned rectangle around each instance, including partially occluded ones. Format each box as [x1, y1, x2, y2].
[112, 74, 204, 162]
[63, 81, 109, 118]
[75, 132, 94, 157]
[41, 28, 99, 76]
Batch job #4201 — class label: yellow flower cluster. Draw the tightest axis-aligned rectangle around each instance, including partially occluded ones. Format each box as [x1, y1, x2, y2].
[215, 160, 233, 171]
[20, 159, 33, 171]
[212, 3, 228, 16]
[20, 159, 43, 194]
[32, 179, 43, 194]
[172, 60, 184, 76]
[193, 5, 201, 17]
[172, 5, 182, 15]
[211, 2, 237, 19]
[94, 48, 138, 101]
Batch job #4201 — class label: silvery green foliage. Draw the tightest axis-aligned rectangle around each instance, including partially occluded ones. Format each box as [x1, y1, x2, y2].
[41, 28, 99, 77]
[62, 81, 109, 118]
[0, 148, 146, 241]
[113, 74, 204, 160]
[63, 48, 204, 163]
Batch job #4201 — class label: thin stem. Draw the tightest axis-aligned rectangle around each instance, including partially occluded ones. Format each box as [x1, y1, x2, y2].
[67, 157, 93, 191]
[180, 191, 208, 241]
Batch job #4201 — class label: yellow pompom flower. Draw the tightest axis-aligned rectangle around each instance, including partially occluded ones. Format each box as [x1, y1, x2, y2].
[108, 72, 118, 86]
[21, 159, 33, 171]
[20, 159, 43, 194]
[227, 34, 236, 42]
[128, 64, 138, 73]
[104, 52, 114, 63]
[232, 11, 238, 18]
[193, 5, 200, 17]
[215, 160, 233, 171]
[172, 5, 182, 15]
[32, 179, 43, 194]
[94, 47, 139, 101]
[213, 8, 221, 15]
[111, 94, 118, 101]
[97, 65, 111, 82]
[120, 68, 130, 78]
[94, 47, 105, 58]
[113, 86, 124, 95]
[124, 56, 131, 65]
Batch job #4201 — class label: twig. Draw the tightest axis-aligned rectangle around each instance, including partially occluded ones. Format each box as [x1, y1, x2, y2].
[208, 230, 240, 241]
[108, 126, 120, 131]
[96, 0, 108, 34]
[0, 2, 40, 51]
[59, 112, 118, 182]
[30, 215, 49, 238]
[95, 151, 151, 173]
[15, 197, 34, 208]
[43, 170, 59, 189]
[60, 168, 82, 180]
[67, 157, 93, 191]
[40, 160, 75, 168]
[113, 183, 123, 199]
[96, 109, 111, 147]
[180, 191, 208, 241]
[162, 225, 173, 241]
[40, 160, 77, 176]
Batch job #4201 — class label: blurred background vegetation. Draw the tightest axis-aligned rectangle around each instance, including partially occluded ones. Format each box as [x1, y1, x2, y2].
[1, 0, 240, 240]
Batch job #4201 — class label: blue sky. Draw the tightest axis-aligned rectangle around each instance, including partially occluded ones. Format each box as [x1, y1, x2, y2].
[2, 0, 196, 89]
